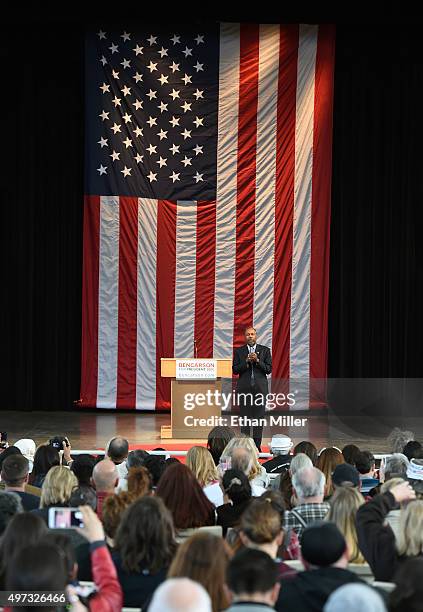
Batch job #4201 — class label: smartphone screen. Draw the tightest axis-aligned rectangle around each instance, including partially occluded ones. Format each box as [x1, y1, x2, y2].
[48, 507, 84, 529]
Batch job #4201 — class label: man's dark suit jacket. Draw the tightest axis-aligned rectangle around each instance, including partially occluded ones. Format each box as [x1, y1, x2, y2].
[232, 344, 272, 395]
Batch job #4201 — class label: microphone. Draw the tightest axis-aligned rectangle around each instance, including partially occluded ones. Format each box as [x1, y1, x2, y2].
[194, 338, 198, 358]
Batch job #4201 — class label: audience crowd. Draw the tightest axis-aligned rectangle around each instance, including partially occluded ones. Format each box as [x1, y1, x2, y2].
[0, 427, 423, 611]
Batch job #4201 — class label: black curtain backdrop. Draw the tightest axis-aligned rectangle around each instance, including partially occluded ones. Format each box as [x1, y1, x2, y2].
[1, 19, 423, 411]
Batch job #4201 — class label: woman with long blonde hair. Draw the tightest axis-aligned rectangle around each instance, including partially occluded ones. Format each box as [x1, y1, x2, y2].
[397, 500, 423, 558]
[186, 446, 223, 507]
[326, 486, 365, 563]
[317, 447, 344, 499]
[220, 437, 269, 489]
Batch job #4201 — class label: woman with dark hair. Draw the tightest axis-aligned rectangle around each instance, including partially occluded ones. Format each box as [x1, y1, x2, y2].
[28, 444, 60, 487]
[156, 462, 215, 530]
[216, 469, 252, 535]
[0, 513, 47, 588]
[207, 425, 236, 465]
[168, 532, 232, 612]
[127, 466, 153, 499]
[317, 447, 344, 499]
[293, 441, 318, 466]
[113, 496, 177, 607]
[390, 557, 423, 612]
[342, 444, 361, 466]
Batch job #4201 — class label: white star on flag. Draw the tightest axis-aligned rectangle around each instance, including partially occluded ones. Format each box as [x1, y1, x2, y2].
[147, 144, 157, 154]
[158, 47, 168, 58]
[109, 43, 118, 54]
[147, 61, 158, 72]
[182, 47, 192, 57]
[121, 59, 131, 69]
[157, 129, 168, 140]
[99, 110, 109, 121]
[169, 89, 180, 100]
[133, 72, 143, 83]
[121, 32, 131, 41]
[100, 56, 107, 66]
[147, 89, 157, 100]
[182, 74, 192, 85]
[193, 89, 204, 100]
[98, 137, 108, 147]
[147, 35, 158, 45]
[133, 126, 143, 137]
[147, 171, 157, 182]
[194, 61, 204, 72]
[112, 70, 120, 80]
[158, 101, 168, 113]
[181, 129, 192, 140]
[170, 171, 180, 182]
[181, 101, 192, 113]
[193, 144, 203, 155]
[181, 156, 192, 167]
[158, 74, 169, 85]
[169, 62, 180, 73]
[112, 96, 121, 107]
[133, 45, 144, 55]
[195, 34, 204, 44]
[111, 123, 121, 134]
[110, 150, 120, 161]
[122, 113, 132, 124]
[170, 143, 180, 155]
[193, 116, 204, 128]
[97, 164, 107, 175]
[147, 116, 157, 127]
[157, 156, 167, 167]
[121, 166, 132, 176]
[194, 171, 204, 182]
[169, 116, 180, 127]
[97, 30, 106, 40]
[170, 34, 180, 44]
[121, 86, 131, 96]
[134, 153, 143, 163]
[122, 137, 133, 148]
[133, 100, 143, 110]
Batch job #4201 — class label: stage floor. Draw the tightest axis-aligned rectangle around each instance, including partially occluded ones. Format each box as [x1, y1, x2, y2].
[1, 409, 423, 453]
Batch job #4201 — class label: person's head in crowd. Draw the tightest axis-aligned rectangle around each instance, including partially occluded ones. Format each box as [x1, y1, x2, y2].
[207, 425, 236, 466]
[127, 466, 152, 499]
[102, 491, 134, 545]
[70, 453, 96, 486]
[301, 521, 349, 569]
[126, 449, 149, 470]
[326, 486, 365, 563]
[186, 446, 219, 487]
[91, 458, 119, 493]
[149, 578, 212, 612]
[221, 437, 262, 481]
[1, 454, 31, 491]
[222, 469, 252, 505]
[169, 532, 231, 612]
[156, 462, 215, 529]
[106, 436, 129, 465]
[388, 428, 414, 454]
[43, 531, 77, 583]
[332, 463, 360, 489]
[292, 467, 326, 505]
[269, 434, 293, 456]
[0, 491, 23, 535]
[294, 441, 318, 466]
[355, 450, 376, 477]
[225, 548, 280, 608]
[317, 447, 344, 498]
[29, 444, 60, 486]
[230, 447, 254, 480]
[402, 440, 423, 461]
[290, 452, 313, 476]
[397, 500, 423, 557]
[240, 498, 284, 559]
[14, 439, 36, 472]
[259, 489, 286, 513]
[341, 444, 361, 466]
[165, 457, 180, 467]
[69, 485, 97, 511]
[389, 557, 423, 612]
[39, 466, 77, 509]
[0, 446, 22, 472]
[0, 513, 47, 581]
[324, 583, 387, 612]
[381, 453, 409, 482]
[6, 544, 68, 607]
[115, 496, 177, 574]
[406, 458, 423, 499]
[380, 477, 405, 494]
[143, 455, 167, 487]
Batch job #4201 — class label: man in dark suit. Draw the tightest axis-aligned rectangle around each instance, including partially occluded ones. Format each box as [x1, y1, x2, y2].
[232, 326, 272, 451]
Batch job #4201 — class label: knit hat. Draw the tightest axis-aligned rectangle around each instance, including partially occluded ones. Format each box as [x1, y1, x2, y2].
[332, 463, 360, 488]
[407, 458, 423, 481]
[301, 522, 347, 567]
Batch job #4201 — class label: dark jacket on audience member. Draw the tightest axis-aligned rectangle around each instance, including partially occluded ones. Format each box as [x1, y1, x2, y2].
[10, 490, 39, 511]
[275, 567, 363, 612]
[261, 454, 292, 474]
[112, 552, 168, 608]
[216, 499, 251, 535]
[356, 490, 423, 581]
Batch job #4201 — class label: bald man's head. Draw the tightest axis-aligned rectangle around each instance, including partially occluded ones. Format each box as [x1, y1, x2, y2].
[92, 459, 118, 492]
[149, 578, 211, 612]
[106, 437, 129, 464]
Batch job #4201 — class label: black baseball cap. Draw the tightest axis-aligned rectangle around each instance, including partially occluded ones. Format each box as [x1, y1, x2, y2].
[332, 463, 360, 488]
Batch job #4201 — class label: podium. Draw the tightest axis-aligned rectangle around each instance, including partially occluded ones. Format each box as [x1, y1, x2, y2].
[161, 358, 232, 439]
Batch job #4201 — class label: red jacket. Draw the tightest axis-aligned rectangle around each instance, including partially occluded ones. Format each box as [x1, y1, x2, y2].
[89, 541, 123, 612]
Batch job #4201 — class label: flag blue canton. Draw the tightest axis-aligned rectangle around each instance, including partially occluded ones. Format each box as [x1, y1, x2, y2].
[85, 26, 219, 200]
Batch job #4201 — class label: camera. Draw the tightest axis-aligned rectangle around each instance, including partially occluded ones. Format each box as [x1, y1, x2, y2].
[48, 436, 69, 450]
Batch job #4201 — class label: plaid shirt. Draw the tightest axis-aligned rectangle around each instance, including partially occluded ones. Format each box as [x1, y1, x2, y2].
[283, 502, 331, 538]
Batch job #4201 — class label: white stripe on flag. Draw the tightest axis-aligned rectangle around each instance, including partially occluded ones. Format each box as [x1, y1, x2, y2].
[136, 198, 158, 410]
[213, 22, 240, 358]
[174, 201, 197, 358]
[97, 195, 120, 409]
[290, 25, 318, 406]
[253, 24, 279, 352]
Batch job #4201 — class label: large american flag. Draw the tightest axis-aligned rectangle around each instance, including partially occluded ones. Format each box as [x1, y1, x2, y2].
[81, 23, 335, 410]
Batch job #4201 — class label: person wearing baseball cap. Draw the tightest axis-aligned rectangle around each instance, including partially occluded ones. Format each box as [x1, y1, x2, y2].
[332, 463, 361, 490]
[262, 435, 293, 474]
[276, 522, 365, 612]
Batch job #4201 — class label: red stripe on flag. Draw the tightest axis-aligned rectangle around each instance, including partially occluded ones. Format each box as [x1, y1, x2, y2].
[81, 195, 100, 407]
[116, 197, 138, 409]
[272, 25, 299, 385]
[156, 200, 177, 410]
[310, 25, 335, 381]
[233, 23, 260, 347]
[194, 200, 216, 357]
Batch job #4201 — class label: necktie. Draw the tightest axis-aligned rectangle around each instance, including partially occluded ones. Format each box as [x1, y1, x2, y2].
[250, 346, 255, 384]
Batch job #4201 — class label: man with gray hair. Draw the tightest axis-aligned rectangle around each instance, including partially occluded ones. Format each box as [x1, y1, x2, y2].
[382, 453, 409, 482]
[148, 578, 212, 612]
[283, 467, 330, 537]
